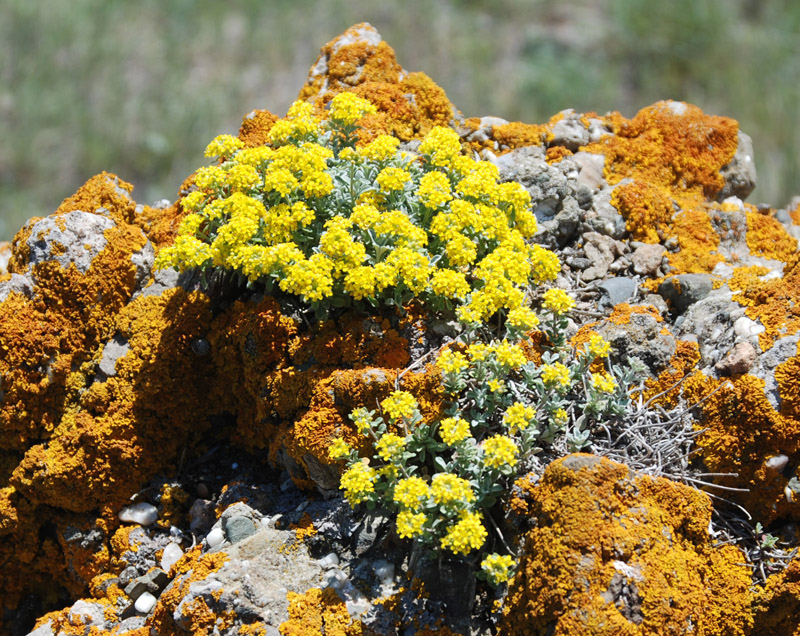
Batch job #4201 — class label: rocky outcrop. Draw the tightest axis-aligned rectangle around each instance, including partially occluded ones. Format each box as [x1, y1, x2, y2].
[1, 21, 799, 636]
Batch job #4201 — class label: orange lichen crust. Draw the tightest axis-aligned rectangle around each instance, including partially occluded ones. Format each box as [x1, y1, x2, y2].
[684, 372, 800, 524]
[490, 121, 550, 150]
[238, 109, 279, 148]
[751, 557, 800, 635]
[501, 455, 753, 636]
[610, 181, 675, 244]
[279, 587, 364, 636]
[745, 210, 798, 262]
[728, 253, 800, 351]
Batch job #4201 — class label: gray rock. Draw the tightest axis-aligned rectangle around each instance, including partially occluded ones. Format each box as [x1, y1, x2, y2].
[223, 515, 258, 544]
[601, 312, 677, 375]
[550, 110, 590, 150]
[583, 189, 627, 239]
[0, 273, 34, 303]
[130, 240, 155, 289]
[717, 131, 757, 201]
[26, 211, 115, 274]
[571, 152, 606, 191]
[658, 274, 713, 314]
[189, 499, 216, 536]
[632, 243, 667, 276]
[97, 334, 130, 379]
[67, 600, 106, 628]
[109, 616, 147, 634]
[581, 231, 618, 281]
[25, 619, 55, 636]
[599, 277, 638, 308]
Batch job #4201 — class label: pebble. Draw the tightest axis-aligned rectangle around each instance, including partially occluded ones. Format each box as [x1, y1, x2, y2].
[134, 591, 157, 614]
[161, 542, 184, 572]
[118, 503, 158, 526]
[733, 316, 765, 338]
[206, 527, 225, 548]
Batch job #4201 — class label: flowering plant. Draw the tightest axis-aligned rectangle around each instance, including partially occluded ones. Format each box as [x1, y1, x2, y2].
[155, 93, 559, 322]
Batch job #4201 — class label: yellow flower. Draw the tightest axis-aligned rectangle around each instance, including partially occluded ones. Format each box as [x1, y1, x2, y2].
[194, 166, 227, 191]
[436, 349, 468, 374]
[467, 343, 490, 362]
[349, 203, 380, 229]
[482, 435, 519, 469]
[359, 134, 400, 161]
[591, 372, 617, 394]
[340, 462, 376, 506]
[507, 306, 540, 331]
[381, 391, 418, 421]
[351, 407, 372, 434]
[492, 340, 527, 369]
[417, 171, 453, 208]
[376, 167, 412, 193]
[419, 126, 462, 166]
[440, 511, 487, 555]
[177, 213, 204, 237]
[278, 253, 335, 302]
[204, 134, 244, 158]
[375, 433, 407, 462]
[393, 477, 430, 510]
[487, 379, 505, 393]
[503, 402, 536, 434]
[328, 92, 377, 126]
[181, 190, 207, 212]
[553, 408, 568, 425]
[263, 167, 299, 197]
[269, 100, 320, 143]
[541, 362, 571, 388]
[430, 269, 470, 299]
[481, 554, 516, 585]
[328, 438, 351, 460]
[430, 473, 474, 506]
[438, 417, 471, 446]
[584, 333, 611, 358]
[396, 510, 427, 539]
[542, 288, 575, 314]
[530, 246, 561, 283]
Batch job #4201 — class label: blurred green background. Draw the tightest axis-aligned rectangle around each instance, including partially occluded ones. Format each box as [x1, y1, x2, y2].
[2, 0, 799, 240]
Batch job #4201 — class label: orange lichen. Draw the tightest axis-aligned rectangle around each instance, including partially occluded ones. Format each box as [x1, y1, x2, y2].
[789, 202, 800, 226]
[684, 372, 800, 523]
[157, 483, 191, 529]
[745, 210, 799, 261]
[638, 340, 701, 408]
[54, 172, 138, 227]
[501, 455, 753, 636]
[279, 587, 363, 636]
[491, 121, 550, 150]
[606, 303, 664, 326]
[751, 558, 800, 635]
[290, 513, 318, 542]
[238, 109, 278, 148]
[610, 181, 675, 244]
[545, 146, 573, 164]
[666, 207, 725, 274]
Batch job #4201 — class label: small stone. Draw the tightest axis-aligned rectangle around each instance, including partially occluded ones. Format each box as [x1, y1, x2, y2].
[161, 542, 184, 572]
[134, 591, 157, 614]
[223, 514, 258, 544]
[764, 455, 789, 475]
[632, 243, 667, 276]
[598, 277, 638, 307]
[715, 342, 758, 376]
[658, 274, 713, 314]
[118, 502, 158, 526]
[206, 527, 225, 548]
[191, 339, 210, 356]
[317, 552, 340, 569]
[733, 316, 765, 338]
[571, 152, 606, 190]
[195, 483, 209, 499]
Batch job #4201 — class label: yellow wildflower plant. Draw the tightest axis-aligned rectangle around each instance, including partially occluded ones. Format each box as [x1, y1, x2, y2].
[440, 511, 487, 556]
[438, 417, 471, 446]
[381, 391, 418, 421]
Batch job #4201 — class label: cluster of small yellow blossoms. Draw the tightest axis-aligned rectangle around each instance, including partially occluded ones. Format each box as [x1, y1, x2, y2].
[480, 553, 516, 585]
[503, 402, 536, 434]
[440, 511, 488, 556]
[540, 362, 571, 388]
[591, 372, 617, 393]
[541, 288, 575, 314]
[381, 391, 418, 421]
[482, 435, 519, 469]
[583, 332, 612, 358]
[339, 462, 376, 505]
[156, 92, 563, 321]
[438, 417, 471, 445]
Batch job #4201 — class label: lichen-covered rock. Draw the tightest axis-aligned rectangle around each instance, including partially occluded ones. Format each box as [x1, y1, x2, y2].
[501, 455, 753, 635]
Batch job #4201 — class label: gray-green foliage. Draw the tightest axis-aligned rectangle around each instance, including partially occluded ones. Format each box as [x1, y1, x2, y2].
[3, 0, 800, 240]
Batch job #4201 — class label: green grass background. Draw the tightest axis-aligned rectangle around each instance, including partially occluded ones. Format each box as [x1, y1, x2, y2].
[2, 0, 799, 240]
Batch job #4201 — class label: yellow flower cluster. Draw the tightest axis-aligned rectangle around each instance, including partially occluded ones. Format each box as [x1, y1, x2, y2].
[205, 134, 244, 158]
[393, 476, 431, 510]
[438, 417, 471, 446]
[436, 349, 469, 374]
[359, 134, 400, 161]
[584, 332, 612, 358]
[488, 379, 506, 393]
[482, 435, 519, 469]
[328, 438, 351, 460]
[375, 433, 407, 462]
[503, 402, 536, 434]
[431, 473, 475, 506]
[328, 92, 377, 126]
[507, 306, 540, 331]
[416, 171, 453, 208]
[481, 553, 516, 584]
[381, 391, 418, 421]
[440, 511, 487, 555]
[340, 462, 376, 505]
[493, 340, 527, 369]
[591, 372, 617, 393]
[541, 362, 571, 388]
[542, 288, 575, 314]
[396, 510, 427, 538]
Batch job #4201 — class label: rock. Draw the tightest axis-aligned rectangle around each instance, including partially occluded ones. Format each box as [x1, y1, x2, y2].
[221, 502, 261, 544]
[581, 231, 618, 281]
[571, 152, 606, 191]
[67, 600, 106, 627]
[583, 189, 628, 239]
[632, 243, 667, 276]
[715, 342, 758, 376]
[550, 110, 590, 150]
[599, 307, 677, 375]
[658, 274, 713, 314]
[717, 131, 757, 201]
[26, 211, 115, 274]
[502, 455, 753, 635]
[97, 334, 130, 379]
[134, 591, 157, 614]
[0, 273, 34, 303]
[598, 277, 638, 307]
[118, 502, 158, 526]
[160, 542, 184, 571]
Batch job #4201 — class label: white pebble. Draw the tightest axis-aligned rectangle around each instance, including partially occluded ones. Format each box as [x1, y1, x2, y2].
[206, 527, 225, 548]
[134, 591, 157, 614]
[317, 552, 340, 569]
[733, 316, 764, 338]
[118, 503, 158, 526]
[161, 542, 184, 571]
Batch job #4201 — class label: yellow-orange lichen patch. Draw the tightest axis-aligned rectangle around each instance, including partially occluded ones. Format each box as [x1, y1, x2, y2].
[775, 342, 800, 421]
[238, 109, 279, 148]
[545, 146, 573, 164]
[279, 587, 363, 636]
[666, 207, 725, 274]
[584, 101, 739, 199]
[501, 455, 753, 636]
[789, 202, 800, 226]
[751, 557, 800, 635]
[606, 303, 664, 326]
[684, 372, 800, 523]
[638, 340, 701, 409]
[745, 210, 798, 262]
[610, 181, 675, 244]
[54, 172, 138, 227]
[491, 121, 550, 150]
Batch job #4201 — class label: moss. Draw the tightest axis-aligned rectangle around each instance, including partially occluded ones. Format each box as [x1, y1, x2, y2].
[501, 455, 753, 636]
